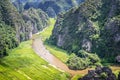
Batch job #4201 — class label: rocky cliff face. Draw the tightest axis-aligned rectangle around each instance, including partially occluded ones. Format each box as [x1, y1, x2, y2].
[12, 0, 84, 17]
[0, 0, 28, 41]
[0, 0, 28, 56]
[37, 0, 84, 17]
[51, 0, 120, 58]
[22, 8, 49, 38]
[12, 0, 42, 12]
[0, 0, 49, 57]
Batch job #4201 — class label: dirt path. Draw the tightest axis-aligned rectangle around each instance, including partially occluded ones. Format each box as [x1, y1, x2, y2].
[32, 36, 92, 76]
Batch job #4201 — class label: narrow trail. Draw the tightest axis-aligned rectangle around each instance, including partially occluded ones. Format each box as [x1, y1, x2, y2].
[32, 36, 92, 76]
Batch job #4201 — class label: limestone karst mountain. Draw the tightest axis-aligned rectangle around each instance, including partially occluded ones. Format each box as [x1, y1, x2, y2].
[12, 0, 84, 17]
[51, 0, 120, 59]
[0, 0, 49, 56]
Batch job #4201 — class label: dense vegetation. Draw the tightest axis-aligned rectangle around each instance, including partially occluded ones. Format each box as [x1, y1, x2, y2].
[12, 0, 84, 17]
[22, 8, 49, 34]
[40, 19, 101, 70]
[0, 0, 49, 57]
[66, 50, 101, 70]
[51, 0, 120, 68]
[39, 18, 120, 80]
[0, 23, 18, 57]
[40, 19, 69, 63]
[0, 0, 26, 57]
[0, 0, 120, 80]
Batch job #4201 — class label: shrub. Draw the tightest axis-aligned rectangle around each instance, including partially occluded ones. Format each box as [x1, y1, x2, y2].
[66, 50, 101, 70]
[100, 72, 108, 79]
[67, 54, 88, 70]
[78, 50, 101, 64]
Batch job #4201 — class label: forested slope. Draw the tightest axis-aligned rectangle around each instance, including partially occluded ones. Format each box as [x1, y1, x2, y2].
[0, 0, 49, 57]
[51, 0, 120, 66]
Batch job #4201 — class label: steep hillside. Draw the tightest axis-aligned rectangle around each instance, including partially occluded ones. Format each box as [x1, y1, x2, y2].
[12, 0, 42, 12]
[0, 0, 28, 57]
[22, 8, 49, 38]
[37, 0, 84, 17]
[0, 0, 49, 57]
[51, 0, 120, 61]
[0, 0, 28, 41]
[12, 0, 84, 17]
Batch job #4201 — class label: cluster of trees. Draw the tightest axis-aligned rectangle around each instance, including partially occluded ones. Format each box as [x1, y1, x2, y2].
[0, 23, 18, 57]
[66, 50, 101, 70]
[51, 0, 120, 64]
[13, 0, 85, 17]
[0, 0, 50, 57]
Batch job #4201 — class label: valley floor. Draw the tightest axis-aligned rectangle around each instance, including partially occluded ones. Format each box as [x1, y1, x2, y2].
[32, 34, 92, 76]
[0, 18, 120, 80]
[38, 18, 120, 79]
[0, 40, 69, 80]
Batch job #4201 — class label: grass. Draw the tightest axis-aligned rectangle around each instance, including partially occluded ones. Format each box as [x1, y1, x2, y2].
[111, 66, 120, 78]
[40, 18, 69, 63]
[45, 44, 69, 63]
[40, 18, 55, 41]
[38, 18, 120, 80]
[0, 40, 69, 80]
[71, 74, 84, 80]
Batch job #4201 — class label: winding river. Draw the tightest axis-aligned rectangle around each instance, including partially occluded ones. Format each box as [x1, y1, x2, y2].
[32, 36, 92, 76]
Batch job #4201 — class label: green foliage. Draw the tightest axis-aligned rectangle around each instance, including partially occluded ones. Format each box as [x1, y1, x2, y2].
[40, 18, 55, 41]
[0, 40, 69, 80]
[0, 0, 24, 26]
[22, 8, 49, 32]
[66, 54, 88, 70]
[118, 72, 120, 80]
[0, 23, 18, 57]
[78, 50, 101, 64]
[71, 74, 84, 80]
[51, 0, 120, 64]
[100, 72, 108, 79]
[45, 44, 69, 63]
[66, 50, 101, 70]
[40, 18, 69, 63]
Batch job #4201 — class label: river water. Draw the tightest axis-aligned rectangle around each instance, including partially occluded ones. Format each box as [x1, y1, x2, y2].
[32, 37, 92, 76]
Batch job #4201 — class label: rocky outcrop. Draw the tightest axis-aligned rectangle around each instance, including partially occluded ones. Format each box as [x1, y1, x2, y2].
[0, 0, 49, 57]
[51, 0, 120, 58]
[0, 0, 28, 41]
[13, 0, 84, 17]
[115, 55, 120, 63]
[22, 8, 49, 38]
[38, 0, 84, 17]
[12, 0, 42, 12]
[0, 0, 28, 56]
[79, 66, 116, 80]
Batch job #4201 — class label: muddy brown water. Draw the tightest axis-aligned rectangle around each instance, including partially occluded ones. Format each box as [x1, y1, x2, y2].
[32, 37, 92, 76]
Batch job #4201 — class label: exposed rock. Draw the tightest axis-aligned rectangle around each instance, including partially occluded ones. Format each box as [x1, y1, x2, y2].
[51, 0, 120, 57]
[12, 0, 85, 17]
[115, 55, 120, 63]
[0, 0, 49, 57]
[79, 66, 116, 80]
[22, 8, 49, 38]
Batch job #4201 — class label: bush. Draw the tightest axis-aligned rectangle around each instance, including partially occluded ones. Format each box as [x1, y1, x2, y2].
[100, 72, 108, 79]
[66, 54, 88, 70]
[66, 50, 101, 70]
[78, 50, 101, 64]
